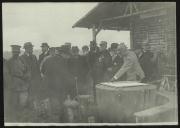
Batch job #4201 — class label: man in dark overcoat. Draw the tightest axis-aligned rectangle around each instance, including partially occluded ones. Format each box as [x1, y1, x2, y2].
[41, 46, 75, 121]
[20, 42, 41, 101]
[38, 42, 50, 66]
[88, 41, 112, 103]
[134, 43, 156, 82]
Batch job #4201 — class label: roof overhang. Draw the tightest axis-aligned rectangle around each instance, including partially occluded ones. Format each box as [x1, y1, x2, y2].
[72, 2, 175, 31]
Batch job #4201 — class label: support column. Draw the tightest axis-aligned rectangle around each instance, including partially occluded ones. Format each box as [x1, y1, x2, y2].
[130, 22, 134, 49]
[92, 25, 101, 43]
[92, 25, 97, 42]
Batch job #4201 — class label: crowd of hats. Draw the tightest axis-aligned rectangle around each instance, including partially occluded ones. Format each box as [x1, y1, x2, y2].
[10, 42, 72, 54]
[11, 41, 150, 53]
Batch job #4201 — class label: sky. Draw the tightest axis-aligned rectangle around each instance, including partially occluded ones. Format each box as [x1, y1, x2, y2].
[2, 2, 130, 52]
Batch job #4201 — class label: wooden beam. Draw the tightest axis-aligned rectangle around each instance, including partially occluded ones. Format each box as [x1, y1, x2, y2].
[133, 2, 139, 12]
[124, 3, 130, 16]
[101, 6, 173, 23]
[92, 25, 96, 42]
[130, 22, 134, 49]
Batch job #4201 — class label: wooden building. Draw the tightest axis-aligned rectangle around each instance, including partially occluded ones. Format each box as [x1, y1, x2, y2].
[73, 2, 176, 77]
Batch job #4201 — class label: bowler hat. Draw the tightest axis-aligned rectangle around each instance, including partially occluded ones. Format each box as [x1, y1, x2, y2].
[23, 42, 33, 49]
[41, 43, 49, 48]
[11, 45, 21, 52]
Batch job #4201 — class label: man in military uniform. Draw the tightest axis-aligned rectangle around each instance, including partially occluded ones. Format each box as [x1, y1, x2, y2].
[38, 42, 50, 66]
[20, 42, 41, 102]
[111, 43, 145, 81]
[96, 41, 112, 82]
[88, 41, 100, 103]
[88, 41, 112, 103]
[4, 58, 13, 121]
[6, 45, 30, 118]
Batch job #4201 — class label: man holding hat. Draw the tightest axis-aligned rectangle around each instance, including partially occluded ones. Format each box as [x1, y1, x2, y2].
[38, 42, 50, 66]
[6, 45, 31, 119]
[20, 42, 41, 102]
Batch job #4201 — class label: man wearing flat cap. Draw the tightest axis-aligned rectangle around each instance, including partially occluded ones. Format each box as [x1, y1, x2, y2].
[6, 45, 31, 120]
[20, 42, 41, 102]
[38, 42, 50, 66]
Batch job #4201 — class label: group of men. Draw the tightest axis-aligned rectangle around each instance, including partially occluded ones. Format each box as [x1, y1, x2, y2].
[3, 40, 158, 121]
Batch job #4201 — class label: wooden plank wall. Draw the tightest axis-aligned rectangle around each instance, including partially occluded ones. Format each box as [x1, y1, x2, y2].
[132, 8, 176, 76]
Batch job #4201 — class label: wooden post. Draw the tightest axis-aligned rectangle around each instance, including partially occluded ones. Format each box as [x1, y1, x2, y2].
[92, 25, 97, 42]
[92, 25, 101, 43]
[130, 22, 134, 49]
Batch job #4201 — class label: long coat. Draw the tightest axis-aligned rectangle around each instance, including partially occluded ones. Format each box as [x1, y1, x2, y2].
[6, 57, 30, 92]
[38, 51, 49, 66]
[41, 54, 75, 99]
[4, 57, 30, 119]
[89, 49, 112, 83]
[3, 58, 12, 89]
[68, 55, 82, 79]
[138, 51, 155, 82]
[114, 51, 145, 81]
[20, 53, 41, 97]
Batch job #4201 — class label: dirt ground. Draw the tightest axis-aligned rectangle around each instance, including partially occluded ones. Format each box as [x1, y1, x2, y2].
[4, 76, 95, 123]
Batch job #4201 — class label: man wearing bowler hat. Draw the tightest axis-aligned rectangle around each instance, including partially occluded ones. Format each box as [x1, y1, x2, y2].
[20, 42, 41, 102]
[38, 42, 50, 66]
[6, 45, 31, 120]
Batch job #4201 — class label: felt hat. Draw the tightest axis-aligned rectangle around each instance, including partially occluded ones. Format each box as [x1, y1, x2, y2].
[23, 42, 33, 49]
[41, 42, 49, 48]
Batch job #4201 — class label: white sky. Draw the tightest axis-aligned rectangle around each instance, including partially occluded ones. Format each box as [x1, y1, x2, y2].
[2, 2, 130, 51]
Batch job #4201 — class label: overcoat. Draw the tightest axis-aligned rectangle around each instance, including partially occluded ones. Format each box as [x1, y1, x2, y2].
[114, 51, 145, 81]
